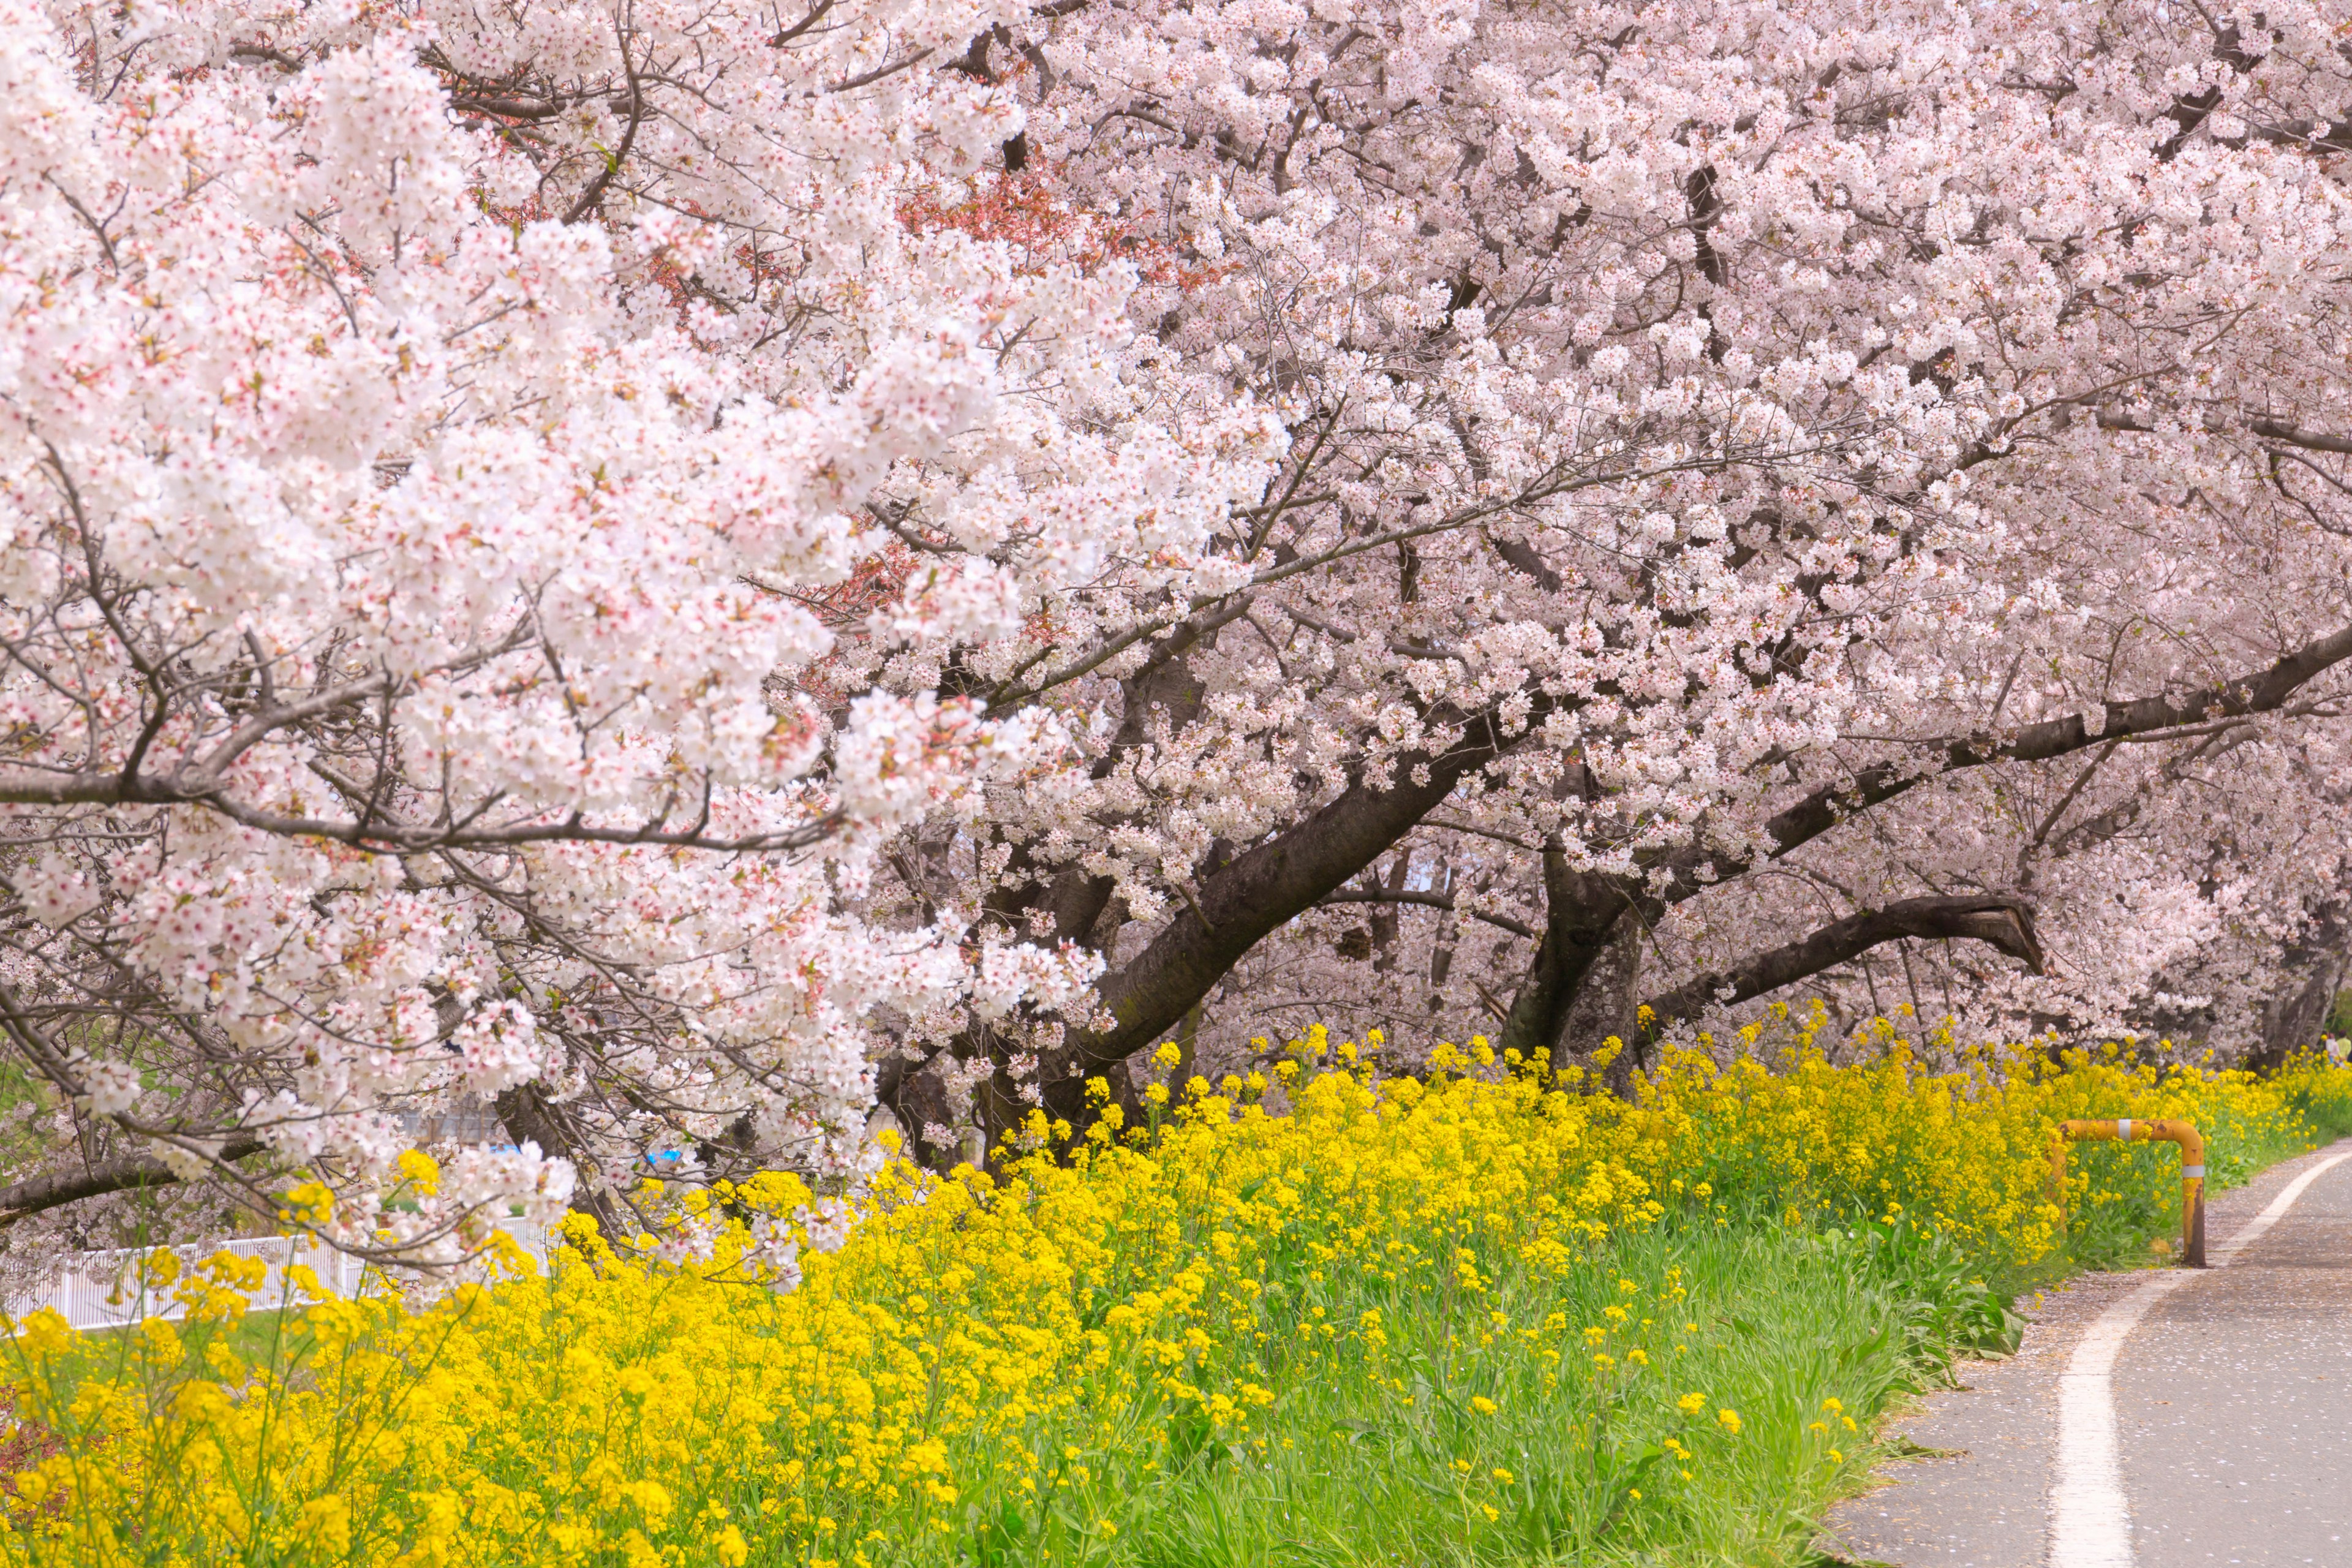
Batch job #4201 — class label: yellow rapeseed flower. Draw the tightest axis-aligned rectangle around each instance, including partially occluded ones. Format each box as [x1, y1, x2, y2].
[2, 1036, 2337, 1567]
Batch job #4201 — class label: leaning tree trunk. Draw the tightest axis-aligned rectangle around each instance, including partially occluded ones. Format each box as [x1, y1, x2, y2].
[2247, 905, 2350, 1074]
[1494, 835, 1636, 1069]
[1558, 916, 1643, 1094]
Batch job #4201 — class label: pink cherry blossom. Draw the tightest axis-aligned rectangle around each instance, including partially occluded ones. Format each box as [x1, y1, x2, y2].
[6, 0, 2352, 1272]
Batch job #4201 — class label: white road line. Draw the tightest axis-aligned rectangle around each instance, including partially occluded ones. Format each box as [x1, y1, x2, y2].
[2206, 1150, 2352, 1264]
[2046, 1147, 2352, 1568]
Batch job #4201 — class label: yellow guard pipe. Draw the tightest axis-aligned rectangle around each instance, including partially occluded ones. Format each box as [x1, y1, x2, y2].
[2047, 1118, 2206, 1267]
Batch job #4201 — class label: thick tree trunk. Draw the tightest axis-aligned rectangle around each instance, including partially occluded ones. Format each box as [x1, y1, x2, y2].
[1495, 837, 1634, 1063]
[1558, 916, 1643, 1093]
[1034, 701, 1551, 1125]
[2247, 904, 2350, 1074]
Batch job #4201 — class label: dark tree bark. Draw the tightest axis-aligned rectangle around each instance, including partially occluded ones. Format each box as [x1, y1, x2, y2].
[1495, 836, 1632, 1061]
[1641, 895, 2045, 1027]
[1366, 853, 1412, 973]
[1033, 699, 1551, 1123]
[2247, 901, 2351, 1074]
[1424, 859, 1465, 1011]
[0, 1140, 265, 1226]
[1561, 916, 1645, 1092]
[1499, 622, 2352, 1062]
[883, 616, 1229, 1166]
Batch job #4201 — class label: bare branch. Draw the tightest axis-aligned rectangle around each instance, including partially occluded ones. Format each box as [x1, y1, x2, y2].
[1317, 887, 1537, 940]
[1643, 895, 2045, 1025]
[0, 1140, 266, 1227]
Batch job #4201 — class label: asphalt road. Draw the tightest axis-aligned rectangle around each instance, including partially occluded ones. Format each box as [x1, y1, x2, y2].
[1826, 1140, 2352, 1568]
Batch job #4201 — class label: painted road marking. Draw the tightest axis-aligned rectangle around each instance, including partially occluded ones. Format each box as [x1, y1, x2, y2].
[2046, 1149, 2352, 1568]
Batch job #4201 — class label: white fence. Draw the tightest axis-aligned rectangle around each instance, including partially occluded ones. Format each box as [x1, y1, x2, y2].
[12, 1222, 552, 1333]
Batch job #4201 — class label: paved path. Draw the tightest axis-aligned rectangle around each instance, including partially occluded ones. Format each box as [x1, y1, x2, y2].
[1825, 1140, 2352, 1568]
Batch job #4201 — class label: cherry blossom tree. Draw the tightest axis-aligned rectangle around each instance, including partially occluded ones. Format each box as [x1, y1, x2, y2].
[11, 0, 2352, 1261]
[0, 0, 1276, 1267]
[858, 0, 2352, 1145]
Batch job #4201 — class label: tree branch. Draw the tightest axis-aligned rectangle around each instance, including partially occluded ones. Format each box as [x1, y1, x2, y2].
[1752, 620, 2352, 872]
[0, 765, 843, 853]
[2250, 419, 2352, 456]
[0, 1139, 265, 1227]
[1643, 895, 2045, 1025]
[1474, 622, 2352, 1066]
[1045, 699, 1551, 1106]
[1317, 887, 1537, 940]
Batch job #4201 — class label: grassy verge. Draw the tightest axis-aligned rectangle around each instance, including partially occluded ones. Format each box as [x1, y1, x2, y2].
[4, 1042, 2350, 1568]
[2288, 1065, 2352, 1142]
[10, 1213, 2000, 1568]
[1113, 1212, 2003, 1567]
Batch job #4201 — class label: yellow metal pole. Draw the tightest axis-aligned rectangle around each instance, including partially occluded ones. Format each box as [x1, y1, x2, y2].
[2052, 1118, 2206, 1267]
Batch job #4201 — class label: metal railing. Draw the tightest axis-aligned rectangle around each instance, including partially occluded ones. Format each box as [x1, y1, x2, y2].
[10, 1221, 552, 1332]
[2048, 1117, 2207, 1267]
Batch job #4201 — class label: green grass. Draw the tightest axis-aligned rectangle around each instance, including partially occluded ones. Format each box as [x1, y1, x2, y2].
[15, 1213, 2001, 1568]
[1010, 1211, 2002, 1568]
[0, 1063, 51, 1176]
[12, 1066, 2348, 1568]
[10, 1300, 318, 1419]
[1102, 1076, 2352, 1567]
[2286, 1063, 2352, 1142]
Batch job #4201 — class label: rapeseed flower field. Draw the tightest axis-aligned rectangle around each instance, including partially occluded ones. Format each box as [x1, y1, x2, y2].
[7, 1022, 2351, 1567]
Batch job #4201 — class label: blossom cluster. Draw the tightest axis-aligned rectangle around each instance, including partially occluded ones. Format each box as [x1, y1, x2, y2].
[11, 0, 2352, 1274]
[0, 0, 1279, 1258]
